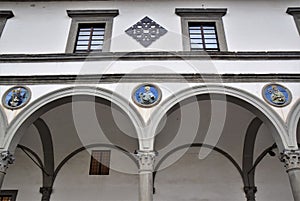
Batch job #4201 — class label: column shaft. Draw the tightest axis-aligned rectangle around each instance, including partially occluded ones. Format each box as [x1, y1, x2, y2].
[281, 150, 300, 201]
[136, 151, 156, 201]
[287, 169, 300, 201]
[139, 171, 153, 201]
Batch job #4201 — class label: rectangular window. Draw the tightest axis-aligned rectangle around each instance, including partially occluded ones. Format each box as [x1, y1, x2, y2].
[0, 190, 17, 201]
[65, 9, 119, 53]
[75, 23, 105, 52]
[176, 8, 227, 51]
[188, 22, 219, 51]
[89, 150, 111, 175]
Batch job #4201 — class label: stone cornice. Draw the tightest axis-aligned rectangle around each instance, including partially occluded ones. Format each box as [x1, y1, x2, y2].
[0, 74, 299, 85]
[0, 51, 300, 63]
[287, 7, 300, 16]
[66, 9, 119, 18]
[0, 11, 14, 19]
[175, 8, 227, 17]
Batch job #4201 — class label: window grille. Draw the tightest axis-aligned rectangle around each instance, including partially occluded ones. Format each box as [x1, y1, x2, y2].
[89, 150, 111, 175]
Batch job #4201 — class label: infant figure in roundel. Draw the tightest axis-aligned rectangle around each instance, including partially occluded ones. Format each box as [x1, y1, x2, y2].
[139, 86, 156, 105]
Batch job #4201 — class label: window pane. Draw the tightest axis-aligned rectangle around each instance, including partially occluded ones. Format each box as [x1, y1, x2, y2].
[78, 36, 90, 40]
[190, 39, 202, 44]
[205, 44, 218, 49]
[91, 45, 102, 50]
[191, 43, 203, 49]
[76, 40, 89, 45]
[202, 26, 215, 30]
[92, 36, 104, 40]
[93, 31, 105, 36]
[91, 40, 104, 45]
[75, 46, 88, 50]
[79, 31, 91, 36]
[189, 29, 201, 34]
[204, 34, 216, 39]
[203, 29, 215, 34]
[204, 39, 217, 44]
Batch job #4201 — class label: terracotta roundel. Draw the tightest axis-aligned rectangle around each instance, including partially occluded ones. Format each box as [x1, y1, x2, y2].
[262, 83, 292, 107]
[132, 84, 162, 107]
[2, 86, 31, 110]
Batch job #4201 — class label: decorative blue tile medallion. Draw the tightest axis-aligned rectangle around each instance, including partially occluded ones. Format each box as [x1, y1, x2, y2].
[262, 84, 291, 107]
[2, 86, 31, 110]
[132, 84, 162, 107]
[125, 16, 167, 47]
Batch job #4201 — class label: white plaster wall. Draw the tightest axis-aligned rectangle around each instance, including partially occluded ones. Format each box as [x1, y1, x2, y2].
[0, 0, 299, 53]
[2, 149, 42, 201]
[0, 59, 299, 76]
[155, 150, 293, 201]
[52, 151, 139, 201]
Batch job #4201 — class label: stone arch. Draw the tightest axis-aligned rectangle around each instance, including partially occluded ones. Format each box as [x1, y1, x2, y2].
[0, 106, 8, 145]
[3, 86, 144, 152]
[150, 84, 289, 152]
[287, 99, 300, 149]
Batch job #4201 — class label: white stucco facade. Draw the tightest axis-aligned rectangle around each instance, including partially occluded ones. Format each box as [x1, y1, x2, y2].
[0, 0, 299, 201]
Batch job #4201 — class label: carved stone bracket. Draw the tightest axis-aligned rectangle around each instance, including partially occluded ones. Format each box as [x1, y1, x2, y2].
[135, 151, 157, 172]
[280, 150, 300, 171]
[0, 151, 14, 173]
[244, 186, 257, 201]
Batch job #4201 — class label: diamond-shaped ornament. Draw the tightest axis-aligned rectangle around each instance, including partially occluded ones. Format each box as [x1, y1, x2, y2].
[125, 16, 168, 47]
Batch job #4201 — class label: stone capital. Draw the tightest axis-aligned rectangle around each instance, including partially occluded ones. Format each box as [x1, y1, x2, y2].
[280, 150, 300, 171]
[40, 187, 53, 201]
[244, 186, 257, 201]
[0, 151, 14, 173]
[135, 151, 157, 172]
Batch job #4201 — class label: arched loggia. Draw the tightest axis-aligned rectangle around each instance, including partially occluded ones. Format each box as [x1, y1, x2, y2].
[150, 85, 289, 152]
[153, 143, 278, 198]
[3, 86, 144, 153]
[16, 143, 138, 200]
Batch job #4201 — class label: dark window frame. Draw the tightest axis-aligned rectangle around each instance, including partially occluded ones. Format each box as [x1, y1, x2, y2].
[287, 7, 300, 36]
[65, 10, 119, 53]
[0, 190, 18, 201]
[74, 23, 106, 52]
[188, 22, 220, 51]
[89, 150, 111, 175]
[175, 8, 227, 51]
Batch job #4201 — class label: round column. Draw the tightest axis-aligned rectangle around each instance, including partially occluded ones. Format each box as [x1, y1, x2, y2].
[281, 150, 300, 201]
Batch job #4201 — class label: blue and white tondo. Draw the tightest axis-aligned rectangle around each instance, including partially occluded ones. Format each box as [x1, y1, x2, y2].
[262, 84, 291, 107]
[133, 84, 161, 107]
[2, 86, 31, 110]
